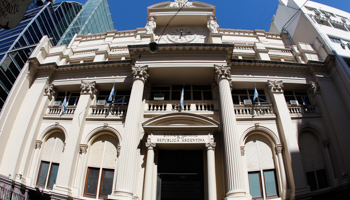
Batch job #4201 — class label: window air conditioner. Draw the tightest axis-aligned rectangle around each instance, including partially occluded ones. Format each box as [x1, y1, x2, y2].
[154, 93, 164, 101]
[243, 99, 252, 105]
[97, 100, 106, 105]
[53, 101, 62, 106]
[290, 100, 299, 106]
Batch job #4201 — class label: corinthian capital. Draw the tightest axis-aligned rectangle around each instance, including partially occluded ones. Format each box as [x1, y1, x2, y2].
[145, 138, 156, 150]
[44, 84, 56, 100]
[206, 139, 216, 150]
[80, 81, 97, 98]
[309, 81, 320, 95]
[214, 65, 231, 83]
[267, 80, 284, 93]
[132, 65, 149, 82]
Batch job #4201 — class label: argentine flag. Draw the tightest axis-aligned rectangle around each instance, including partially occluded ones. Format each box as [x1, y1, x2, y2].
[108, 83, 115, 102]
[61, 93, 67, 115]
[253, 86, 259, 102]
[180, 85, 184, 108]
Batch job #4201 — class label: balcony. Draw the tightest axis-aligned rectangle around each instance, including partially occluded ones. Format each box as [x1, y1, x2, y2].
[44, 105, 76, 119]
[88, 105, 127, 120]
[288, 105, 319, 117]
[234, 104, 275, 120]
[145, 100, 217, 117]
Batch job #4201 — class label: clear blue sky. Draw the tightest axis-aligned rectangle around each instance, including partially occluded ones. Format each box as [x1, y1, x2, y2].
[57, 0, 350, 32]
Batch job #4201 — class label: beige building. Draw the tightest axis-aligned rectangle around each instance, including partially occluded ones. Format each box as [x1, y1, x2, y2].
[0, 1, 349, 200]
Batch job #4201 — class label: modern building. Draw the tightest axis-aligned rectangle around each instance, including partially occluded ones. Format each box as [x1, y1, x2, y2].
[57, 0, 114, 46]
[0, 0, 349, 200]
[0, 0, 114, 112]
[0, 1, 83, 112]
[270, 0, 350, 115]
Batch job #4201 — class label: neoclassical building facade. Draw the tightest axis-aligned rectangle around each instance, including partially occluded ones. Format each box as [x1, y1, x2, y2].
[0, 1, 349, 200]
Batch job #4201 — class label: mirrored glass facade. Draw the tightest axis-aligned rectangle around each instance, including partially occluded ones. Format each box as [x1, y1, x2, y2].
[0, 2, 83, 112]
[57, 0, 114, 46]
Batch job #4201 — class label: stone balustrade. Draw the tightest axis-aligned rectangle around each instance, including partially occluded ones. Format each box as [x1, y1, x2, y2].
[234, 104, 275, 117]
[288, 105, 317, 114]
[47, 106, 76, 115]
[146, 100, 216, 112]
[90, 105, 127, 117]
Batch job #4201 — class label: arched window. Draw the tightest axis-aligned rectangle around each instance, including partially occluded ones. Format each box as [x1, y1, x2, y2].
[84, 134, 118, 198]
[37, 132, 65, 189]
[299, 132, 329, 191]
[245, 134, 279, 199]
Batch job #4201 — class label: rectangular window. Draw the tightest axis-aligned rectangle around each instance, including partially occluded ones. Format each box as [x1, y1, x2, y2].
[37, 161, 50, 187]
[56, 92, 80, 106]
[47, 163, 59, 189]
[232, 89, 267, 105]
[37, 161, 59, 189]
[264, 170, 278, 197]
[248, 172, 262, 198]
[84, 167, 115, 198]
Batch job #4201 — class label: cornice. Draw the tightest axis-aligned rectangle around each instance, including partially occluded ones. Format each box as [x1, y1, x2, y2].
[230, 58, 310, 69]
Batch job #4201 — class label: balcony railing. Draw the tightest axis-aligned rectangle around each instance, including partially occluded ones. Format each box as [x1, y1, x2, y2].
[234, 104, 275, 117]
[146, 100, 217, 112]
[46, 106, 76, 115]
[288, 105, 317, 114]
[90, 105, 127, 117]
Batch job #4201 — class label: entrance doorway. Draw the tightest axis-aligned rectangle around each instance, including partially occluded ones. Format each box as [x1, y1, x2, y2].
[157, 150, 204, 200]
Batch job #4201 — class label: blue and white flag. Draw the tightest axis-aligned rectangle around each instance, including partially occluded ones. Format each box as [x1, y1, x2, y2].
[253, 86, 259, 102]
[108, 83, 115, 102]
[61, 93, 67, 115]
[180, 85, 184, 108]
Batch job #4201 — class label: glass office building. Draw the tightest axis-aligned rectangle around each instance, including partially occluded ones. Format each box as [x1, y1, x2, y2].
[0, 1, 82, 111]
[57, 0, 114, 45]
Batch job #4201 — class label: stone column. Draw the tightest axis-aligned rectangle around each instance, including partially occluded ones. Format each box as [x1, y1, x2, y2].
[214, 65, 248, 199]
[206, 139, 217, 200]
[267, 80, 309, 199]
[143, 138, 156, 200]
[275, 145, 287, 200]
[112, 65, 149, 200]
[52, 81, 97, 197]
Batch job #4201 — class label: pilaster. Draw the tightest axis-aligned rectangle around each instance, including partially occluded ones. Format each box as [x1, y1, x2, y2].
[214, 65, 249, 200]
[111, 65, 149, 200]
[52, 81, 97, 197]
[267, 80, 309, 199]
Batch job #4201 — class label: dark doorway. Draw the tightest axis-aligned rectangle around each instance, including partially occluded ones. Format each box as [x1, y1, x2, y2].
[157, 150, 204, 200]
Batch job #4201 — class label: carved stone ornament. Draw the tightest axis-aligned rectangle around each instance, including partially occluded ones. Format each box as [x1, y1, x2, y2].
[267, 80, 284, 93]
[79, 144, 88, 154]
[240, 146, 245, 156]
[117, 145, 121, 157]
[275, 145, 283, 154]
[132, 65, 149, 82]
[80, 80, 97, 98]
[44, 84, 55, 100]
[35, 140, 42, 149]
[214, 65, 231, 83]
[205, 138, 216, 150]
[145, 138, 156, 150]
[145, 17, 156, 34]
[207, 16, 219, 34]
[169, 0, 194, 7]
[309, 81, 320, 95]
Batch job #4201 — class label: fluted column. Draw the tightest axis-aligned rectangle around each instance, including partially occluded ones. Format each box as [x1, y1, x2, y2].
[112, 65, 149, 200]
[267, 80, 308, 199]
[214, 65, 248, 199]
[143, 138, 156, 200]
[206, 139, 217, 200]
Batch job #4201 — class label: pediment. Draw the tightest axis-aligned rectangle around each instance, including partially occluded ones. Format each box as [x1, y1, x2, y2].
[142, 113, 219, 132]
[148, 1, 215, 11]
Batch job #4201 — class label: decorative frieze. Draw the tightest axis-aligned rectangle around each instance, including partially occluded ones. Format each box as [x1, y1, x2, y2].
[80, 81, 97, 98]
[214, 65, 231, 83]
[267, 80, 284, 93]
[44, 84, 55, 100]
[132, 65, 149, 82]
[169, 0, 194, 7]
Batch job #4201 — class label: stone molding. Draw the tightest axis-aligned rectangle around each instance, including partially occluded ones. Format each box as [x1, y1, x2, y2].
[35, 140, 42, 149]
[169, 0, 194, 7]
[214, 64, 231, 83]
[240, 146, 245, 156]
[267, 80, 284, 93]
[79, 144, 88, 154]
[117, 145, 121, 157]
[44, 84, 55, 100]
[145, 138, 156, 150]
[80, 80, 97, 98]
[132, 65, 149, 83]
[309, 81, 320, 95]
